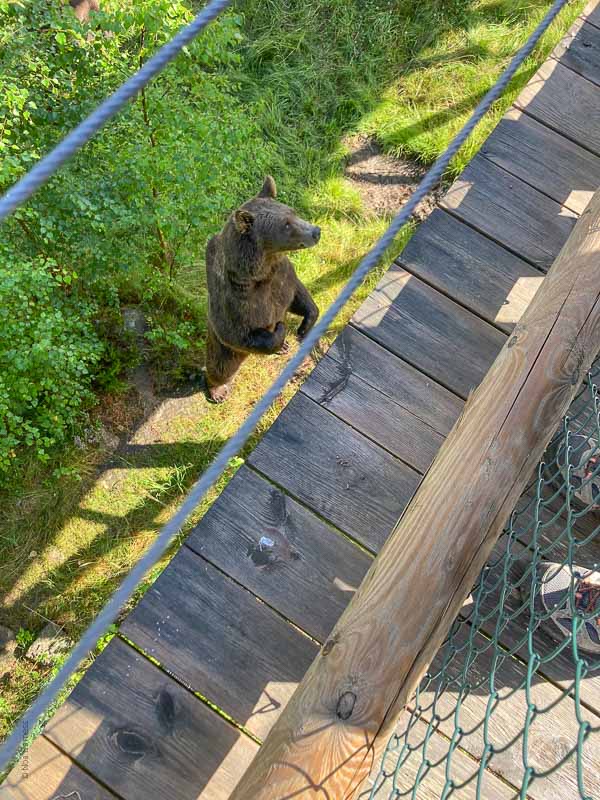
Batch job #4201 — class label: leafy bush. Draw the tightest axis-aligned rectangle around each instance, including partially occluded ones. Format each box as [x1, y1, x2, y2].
[0, 0, 275, 469]
[0, 259, 103, 470]
[0, 0, 273, 292]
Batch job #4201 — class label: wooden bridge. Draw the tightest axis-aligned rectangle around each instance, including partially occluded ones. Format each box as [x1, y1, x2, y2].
[4, 5, 600, 799]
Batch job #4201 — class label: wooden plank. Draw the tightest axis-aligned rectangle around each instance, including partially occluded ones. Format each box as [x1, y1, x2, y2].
[121, 547, 318, 740]
[360, 717, 517, 800]
[584, 0, 600, 30]
[415, 624, 600, 800]
[554, 18, 600, 88]
[302, 354, 445, 473]
[325, 326, 463, 436]
[247, 392, 420, 551]
[472, 536, 600, 719]
[45, 637, 258, 800]
[352, 265, 505, 399]
[230, 187, 600, 800]
[516, 59, 600, 158]
[185, 465, 371, 643]
[0, 737, 116, 800]
[397, 208, 541, 333]
[481, 108, 600, 214]
[442, 155, 577, 271]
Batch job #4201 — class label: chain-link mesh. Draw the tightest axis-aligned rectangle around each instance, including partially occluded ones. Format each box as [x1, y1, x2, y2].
[367, 366, 600, 799]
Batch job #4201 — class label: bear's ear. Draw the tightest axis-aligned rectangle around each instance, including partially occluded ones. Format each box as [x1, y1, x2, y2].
[234, 209, 254, 234]
[258, 175, 277, 199]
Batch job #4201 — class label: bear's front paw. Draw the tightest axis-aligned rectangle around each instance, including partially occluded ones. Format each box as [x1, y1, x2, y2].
[277, 340, 291, 356]
[208, 383, 231, 404]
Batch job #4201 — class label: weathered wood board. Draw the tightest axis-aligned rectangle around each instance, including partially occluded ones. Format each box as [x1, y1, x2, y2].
[585, 0, 600, 30]
[397, 208, 540, 332]
[186, 464, 372, 643]
[0, 737, 116, 800]
[302, 354, 445, 472]
[248, 393, 421, 551]
[44, 637, 258, 800]
[121, 548, 318, 740]
[516, 59, 600, 158]
[441, 155, 577, 271]
[481, 108, 600, 214]
[325, 326, 463, 436]
[554, 18, 600, 88]
[352, 266, 505, 398]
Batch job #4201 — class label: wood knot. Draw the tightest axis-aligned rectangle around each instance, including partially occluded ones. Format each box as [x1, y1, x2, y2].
[571, 369, 580, 386]
[336, 691, 356, 720]
[114, 729, 148, 757]
[155, 688, 176, 731]
[508, 335, 518, 348]
[322, 635, 339, 656]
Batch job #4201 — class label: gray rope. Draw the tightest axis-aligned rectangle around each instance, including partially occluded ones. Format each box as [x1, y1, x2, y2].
[0, 0, 570, 773]
[0, 0, 234, 221]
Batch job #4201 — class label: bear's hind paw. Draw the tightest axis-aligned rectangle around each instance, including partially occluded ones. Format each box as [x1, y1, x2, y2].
[207, 383, 232, 404]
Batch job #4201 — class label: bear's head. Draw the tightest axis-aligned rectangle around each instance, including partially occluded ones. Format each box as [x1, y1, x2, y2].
[233, 177, 321, 253]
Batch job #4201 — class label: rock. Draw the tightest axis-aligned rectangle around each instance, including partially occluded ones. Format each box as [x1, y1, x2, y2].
[122, 306, 147, 337]
[0, 625, 17, 678]
[96, 425, 120, 451]
[26, 622, 72, 665]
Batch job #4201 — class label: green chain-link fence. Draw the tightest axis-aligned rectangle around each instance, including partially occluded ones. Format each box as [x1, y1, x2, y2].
[367, 367, 600, 799]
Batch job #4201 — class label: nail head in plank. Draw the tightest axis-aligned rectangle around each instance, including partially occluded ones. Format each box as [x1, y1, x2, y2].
[326, 326, 463, 436]
[516, 59, 600, 158]
[398, 208, 540, 332]
[554, 18, 600, 88]
[481, 108, 600, 214]
[248, 392, 420, 551]
[416, 624, 600, 800]
[352, 265, 505, 398]
[186, 465, 371, 643]
[45, 637, 258, 800]
[302, 354, 444, 473]
[442, 155, 577, 271]
[121, 548, 318, 739]
[0, 737, 116, 800]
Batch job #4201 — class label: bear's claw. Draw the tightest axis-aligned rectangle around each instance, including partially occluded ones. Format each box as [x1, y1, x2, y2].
[207, 383, 231, 404]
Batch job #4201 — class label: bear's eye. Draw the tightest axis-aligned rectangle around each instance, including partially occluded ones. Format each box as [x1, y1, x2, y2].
[285, 221, 291, 230]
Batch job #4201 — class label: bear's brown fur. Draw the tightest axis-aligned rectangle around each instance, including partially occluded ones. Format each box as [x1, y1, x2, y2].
[204, 176, 320, 402]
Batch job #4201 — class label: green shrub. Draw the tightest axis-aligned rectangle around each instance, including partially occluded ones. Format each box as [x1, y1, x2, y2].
[0, 0, 275, 469]
[0, 259, 103, 470]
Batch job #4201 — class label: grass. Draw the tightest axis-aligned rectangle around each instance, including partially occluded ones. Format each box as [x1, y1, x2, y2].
[0, 0, 587, 749]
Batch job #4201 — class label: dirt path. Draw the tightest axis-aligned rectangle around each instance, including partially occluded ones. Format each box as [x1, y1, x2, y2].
[343, 134, 442, 220]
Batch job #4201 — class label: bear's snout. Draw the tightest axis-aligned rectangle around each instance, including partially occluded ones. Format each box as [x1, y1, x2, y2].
[311, 226, 321, 243]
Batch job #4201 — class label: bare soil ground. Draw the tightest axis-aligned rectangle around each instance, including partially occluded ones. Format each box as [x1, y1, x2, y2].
[343, 134, 443, 221]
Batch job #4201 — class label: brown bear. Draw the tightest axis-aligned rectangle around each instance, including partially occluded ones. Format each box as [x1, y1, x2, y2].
[204, 176, 320, 403]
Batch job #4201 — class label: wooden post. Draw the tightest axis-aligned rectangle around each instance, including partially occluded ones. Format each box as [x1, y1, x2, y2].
[230, 191, 600, 800]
